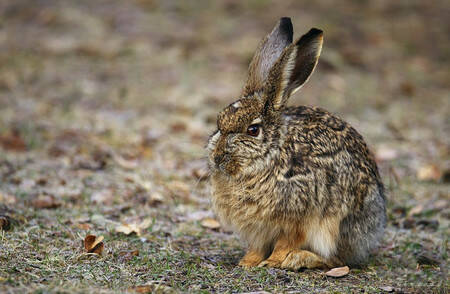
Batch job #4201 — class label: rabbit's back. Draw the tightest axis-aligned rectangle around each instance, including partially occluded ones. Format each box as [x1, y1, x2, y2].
[281, 106, 386, 264]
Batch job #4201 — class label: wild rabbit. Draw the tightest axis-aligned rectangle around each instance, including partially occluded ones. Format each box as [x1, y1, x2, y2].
[207, 17, 386, 269]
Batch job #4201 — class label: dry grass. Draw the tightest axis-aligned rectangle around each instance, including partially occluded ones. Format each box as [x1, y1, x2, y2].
[0, 0, 449, 293]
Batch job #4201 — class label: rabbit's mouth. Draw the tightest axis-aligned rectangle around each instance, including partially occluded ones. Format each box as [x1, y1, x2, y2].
[211, 153, 242, 176]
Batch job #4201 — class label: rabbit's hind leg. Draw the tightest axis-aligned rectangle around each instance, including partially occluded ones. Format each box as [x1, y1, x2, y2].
[281, 249, 338, 270]
[239, 249, 266, 268]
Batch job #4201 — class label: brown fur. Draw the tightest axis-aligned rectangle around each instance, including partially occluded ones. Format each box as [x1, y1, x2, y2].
[207, 18, 386, 270]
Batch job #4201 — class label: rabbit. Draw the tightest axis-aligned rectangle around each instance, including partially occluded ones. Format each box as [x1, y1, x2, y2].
[207, 17, 386, 270]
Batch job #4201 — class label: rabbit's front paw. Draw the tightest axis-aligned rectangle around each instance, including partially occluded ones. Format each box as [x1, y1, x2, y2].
[258, 248, 291, 268]
[238, 250, 265, 268]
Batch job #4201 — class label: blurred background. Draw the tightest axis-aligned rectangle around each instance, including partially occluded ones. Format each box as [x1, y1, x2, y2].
[0, 0, 448, 292]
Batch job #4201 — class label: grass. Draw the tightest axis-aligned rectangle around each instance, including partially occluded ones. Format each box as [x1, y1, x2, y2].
[0, 0, 449, 293]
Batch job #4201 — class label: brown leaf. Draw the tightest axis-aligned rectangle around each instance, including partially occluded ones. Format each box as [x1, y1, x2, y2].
[192, 166, 209, 181]
[170, 122, 186, 133]
[417, 164, 441, 182]
[379, 286, 395, 292]
[31, 194, 61, 209]
[200, 218, 221, 230]
[0, 192, 16, 205]
[90, 189, 114, 205]
[75, 223, 91, 230]
[166, 181, 190, 201]
[325, 266, 349, 278]
[0, 129, 26, 152]
[375, 146, 398, 161]
[114, 154, 139, 170]
[118, 250, 139, 262]
[115, 219, 153, 236]
[129, 284, 174, 293]
[0, 216, 11, 231]
[131, 285, 152, 293]
[84, 234, 104, 255]
[408, 204, 424, 217]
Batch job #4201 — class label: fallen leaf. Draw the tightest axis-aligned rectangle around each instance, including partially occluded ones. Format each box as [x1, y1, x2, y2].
[148, 192, 165, 206]
[170, 122, 186, 133]
[75, 223, 91, 230]
[129, 284, 175, 294]
[200, 218, 221, 230]
[114, 154, 139, 170]
[375, 146, 398, 161]
[0, 216, 11, 231]
[31, 194, 61, 209]
[432, 199, 448, 211]
[192, 166, 208, 181]
[90, 189, 114, 205]
[166, 181, 190, 201]
[131, 285, 152, 293]
[0, 129, 26, 152]
[408, 204, 424, 217]
[0, 192, 16, 205]
[84, 234, 104, 255]
[379, 285, 395, 292]
[118, 250, 139, 262]
[115, 219, 153, 236]
[417, 164, 441, 182]
[325, 266, 349, 277]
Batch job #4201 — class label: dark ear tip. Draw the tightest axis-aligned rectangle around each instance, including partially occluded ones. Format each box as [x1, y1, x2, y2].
[308, 28, 323, 37]
[295, 27, 323, 46]
[278, 17, 293, 43]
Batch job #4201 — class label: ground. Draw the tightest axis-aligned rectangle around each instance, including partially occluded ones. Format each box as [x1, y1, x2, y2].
[0, 0, 449, 293]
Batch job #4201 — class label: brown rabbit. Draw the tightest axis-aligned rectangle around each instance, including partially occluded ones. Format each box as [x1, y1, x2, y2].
[207, 17, 386, 269]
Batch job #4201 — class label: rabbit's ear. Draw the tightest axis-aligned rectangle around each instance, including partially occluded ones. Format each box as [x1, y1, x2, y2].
[243, 17, 293, 97]
[265, 28, 323, 111]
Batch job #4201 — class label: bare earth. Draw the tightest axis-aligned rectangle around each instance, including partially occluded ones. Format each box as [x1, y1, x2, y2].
[0, 0, 448, 293]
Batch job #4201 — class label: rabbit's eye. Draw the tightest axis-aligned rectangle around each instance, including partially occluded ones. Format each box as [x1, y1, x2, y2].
[246, 124, 261, 137]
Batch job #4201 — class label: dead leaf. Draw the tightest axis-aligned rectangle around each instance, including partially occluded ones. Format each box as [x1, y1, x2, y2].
[131, 285, 152, 293]
[129, 284, 175, 293]
[0, 192, 16, 205]
[84, 234, 104, 255]
[170, 122, 186, 133]
[200, 218, 221, 230]
[417, 164, 441, 182]
[148, 192, 165, 206]
[375, 146, 398, 161]
[0, 129, 26, 152]
[192, 166, 209, 181]
[75, 223, 91, 230]
[114, 154, 139, 170]
[166, 181, 190, 201]
[325, 266, 349, 278]
[408, 204, 424, 217]
[432, 199, 448, 211]
[115, 219, 153, 236]
[0, 216, 11, 231]
[90, 189, 114, 205]
[31, 194, 61, 209]
[118, 250, 139, 262]
[379, 286, 395, 292]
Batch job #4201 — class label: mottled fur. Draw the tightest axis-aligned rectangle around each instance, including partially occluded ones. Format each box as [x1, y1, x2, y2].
[207, 17, 386, 269]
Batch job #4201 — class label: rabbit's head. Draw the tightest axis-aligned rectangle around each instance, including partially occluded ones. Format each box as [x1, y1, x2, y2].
[208, 18, 323, 176]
